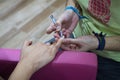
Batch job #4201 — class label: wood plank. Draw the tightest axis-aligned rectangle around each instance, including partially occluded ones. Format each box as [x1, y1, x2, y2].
[0, 0, 65, 48]
[1, 32, 27, 49]
[0, 0, 25, 20]
[21, 0, 65, 32]
[0, 0, 55, 39]
[0, 28, 18, 46]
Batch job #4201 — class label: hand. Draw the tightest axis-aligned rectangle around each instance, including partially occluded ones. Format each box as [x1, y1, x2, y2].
[20, 38, 63, 72]
[9, 38, 63, 80]
[61, 35, 98, 52]
[47, 10, 79, 39]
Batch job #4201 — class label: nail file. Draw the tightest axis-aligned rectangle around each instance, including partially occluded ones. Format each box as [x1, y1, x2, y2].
[44, 37, 55, 44]
[45, 15, 65, 44]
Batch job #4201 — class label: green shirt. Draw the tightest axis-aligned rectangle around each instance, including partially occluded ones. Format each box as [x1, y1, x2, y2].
[73, 0, 120, 62]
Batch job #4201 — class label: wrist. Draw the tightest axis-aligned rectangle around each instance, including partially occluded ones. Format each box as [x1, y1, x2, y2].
[65, 6, 87, 20]
[93, 36, 99, 50]
[65, 0, 79, 19]
[9, 60, 35, 80]
[58, 10, 77, 23]
[19, 59, 36, 75]
[93, 32, 106, 50]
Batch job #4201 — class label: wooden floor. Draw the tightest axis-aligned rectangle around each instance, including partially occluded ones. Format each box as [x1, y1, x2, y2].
[0, 0, 65, 49]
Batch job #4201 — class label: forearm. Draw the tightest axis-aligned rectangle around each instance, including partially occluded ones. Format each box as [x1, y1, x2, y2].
[9, 60, 35, 80]
[58, 0, 78, 24]
[104, 36, 120, 51]
[66, 0, 75, 7]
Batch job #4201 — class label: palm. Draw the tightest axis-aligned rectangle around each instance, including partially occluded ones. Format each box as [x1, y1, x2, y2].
[61, 12, 79, 37]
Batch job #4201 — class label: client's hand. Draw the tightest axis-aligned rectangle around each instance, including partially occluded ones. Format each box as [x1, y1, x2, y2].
[9, 38, 63, 80]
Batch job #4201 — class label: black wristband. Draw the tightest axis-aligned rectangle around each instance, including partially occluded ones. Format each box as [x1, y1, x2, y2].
[93, 31, 106, 50]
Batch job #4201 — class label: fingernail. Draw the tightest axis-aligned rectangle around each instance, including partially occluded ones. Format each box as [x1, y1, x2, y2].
[60, 36, 65, 39]
[56, 26, 61, 31]
[46, 42, 50, 45]
[28, 37, 38, 44]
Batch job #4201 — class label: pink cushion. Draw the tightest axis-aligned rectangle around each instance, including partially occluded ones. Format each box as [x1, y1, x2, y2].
[0, 48, 97, 80]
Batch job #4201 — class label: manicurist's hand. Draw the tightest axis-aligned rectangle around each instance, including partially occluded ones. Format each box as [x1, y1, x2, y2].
[46, 10, 79, 39]
[61, 35, 98, 52]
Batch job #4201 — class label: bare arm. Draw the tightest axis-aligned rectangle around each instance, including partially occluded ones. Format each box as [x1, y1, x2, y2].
[47, 0, 79, 38]
[61, 35, 120, 51]
[105, 36, 120, 51]
[66, 0, 75, 6]
[8, 60, 35, 80]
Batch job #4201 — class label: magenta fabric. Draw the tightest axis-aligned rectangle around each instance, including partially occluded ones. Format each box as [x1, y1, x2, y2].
[0, 48, 97, 80]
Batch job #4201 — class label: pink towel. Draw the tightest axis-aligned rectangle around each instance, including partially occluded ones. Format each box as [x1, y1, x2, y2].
[0, 48, 97, 80]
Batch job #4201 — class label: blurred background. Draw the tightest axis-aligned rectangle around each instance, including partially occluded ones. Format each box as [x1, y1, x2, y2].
[0, 0, 65, 49]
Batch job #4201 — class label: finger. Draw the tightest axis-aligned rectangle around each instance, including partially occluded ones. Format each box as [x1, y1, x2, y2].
[63, 31, 70, 38]
[23, 40, 32, 48]
[62, 28, 66, 33]
[52, 37, 63, 53]
[46, 23, 56, 34]
[61, 45, 72, 51]
[64, 30, 71, 38]
[56, 21, 62, 31]
[69, 44, 77, 49]
[61, 44, 78, 51]
[62, 38, 78, 44]
[45, 42, 51, 46]
[54, 33, 60, 39]
[54, 37, 59, 42]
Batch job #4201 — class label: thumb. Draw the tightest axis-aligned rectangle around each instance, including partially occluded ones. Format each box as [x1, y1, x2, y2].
[46, 23, 56, 34]
[55, 20, 62, 31]
[52, 37, 63, 53]
[23, 40, 32, 48]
